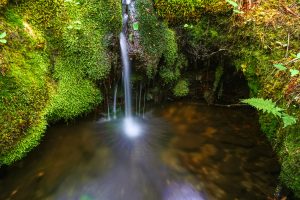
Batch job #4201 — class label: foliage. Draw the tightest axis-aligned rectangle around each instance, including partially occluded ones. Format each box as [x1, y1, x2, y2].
[136, 0, 168, 59]
[133, 22, 139, 31]
[273, 63, 299, 77]
[173, 80, 189, 97]
[136, 0, 186, 82]
[0, 32, 7, 43]
[47, 75, 102, 120]
[0, 10, 50, 164]
[279, 127, 300, 198]
[0, 0, 121, 164]
[159, 67, 180, 84]
[242, 98, 297, 128]
[225, 0, 243, 14]
[0, 114, 47, 165]
[0, 0, 8, 9]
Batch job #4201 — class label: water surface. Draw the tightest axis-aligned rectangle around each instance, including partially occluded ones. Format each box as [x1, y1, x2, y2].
[0, 102, 280, 200]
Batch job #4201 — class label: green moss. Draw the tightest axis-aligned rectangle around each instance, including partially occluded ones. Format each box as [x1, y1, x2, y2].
[173, 80, 189, 97]
[164, 28, 178, 67]
[0, 0, 122, 164]
[0, 9, 50, 164]
[278, 126, 300, 197]
[154, 0, 230, 23]
[0, 0, 8, 9]
[137, 0, 168, 60]
[4, 8, 24, 28]
[229, 2, 300, 196]
[0, 114, 47, 165]
[47, 75, 102, 120]
[137, 0, 187, 83]
[259, 113, 280, 142]
[159, 67, 181, 84]
[157, 0, 300, 196]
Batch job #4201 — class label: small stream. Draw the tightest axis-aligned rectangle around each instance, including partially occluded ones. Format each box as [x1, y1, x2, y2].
[0, 102, 280, 200]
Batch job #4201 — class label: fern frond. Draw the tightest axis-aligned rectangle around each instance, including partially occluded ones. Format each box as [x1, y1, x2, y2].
[241, 98, 297, 128]
[282, 114, 297, 128]
[241, 98, 282, 117]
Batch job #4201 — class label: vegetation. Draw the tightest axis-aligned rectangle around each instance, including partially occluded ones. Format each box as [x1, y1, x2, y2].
[242, 98, 297, 128]
[0, 0, 121, 165]
[173, 80, 189, 97]
[0, 0, 300, 198]
[150, 0, 300, 197]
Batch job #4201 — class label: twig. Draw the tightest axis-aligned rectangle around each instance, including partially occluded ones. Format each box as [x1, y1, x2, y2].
[281, 3, 300, 17]
[285, 33, 290, 58]
[212, 103, 250, 108]
[203, 49, 227, 58]
[284, 57, 299, 65]
[187, 102, 250, 108]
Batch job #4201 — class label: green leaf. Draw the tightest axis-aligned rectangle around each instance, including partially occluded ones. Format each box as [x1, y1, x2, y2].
[184, 24, 189, 28]
[0, 32, 6, 39]
[226, 0, 238, 8]
[290, 69, 299, 77]
[233, 9, 244, 14]
[241, 98, 283, 117]
[0, 39, 7, 44]
[282, 113, 297, 128]
[297, 52, 300, 59]
[273, 63, 287, 71]
[133, 22, 139, 31]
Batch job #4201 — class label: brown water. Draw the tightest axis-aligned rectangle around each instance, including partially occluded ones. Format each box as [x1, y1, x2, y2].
[0, 102, 280, 200]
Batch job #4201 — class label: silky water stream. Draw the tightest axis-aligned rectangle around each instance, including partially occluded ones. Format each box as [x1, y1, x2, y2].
[0, 102, 280, 200]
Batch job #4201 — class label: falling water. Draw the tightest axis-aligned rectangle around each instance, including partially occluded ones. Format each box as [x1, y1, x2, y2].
[120, 0, 141, 137]
[107, 102, 111, 121]
[138, 83, 142, 115]
[120, 33, 131, 117]
[120, 0, 131, 117]
[113, 84, 118, 119]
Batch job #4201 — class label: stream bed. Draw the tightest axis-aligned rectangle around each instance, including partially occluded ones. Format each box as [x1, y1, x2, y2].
[0, 102, 280, 200]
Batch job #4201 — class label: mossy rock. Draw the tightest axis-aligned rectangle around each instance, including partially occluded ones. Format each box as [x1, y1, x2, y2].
[154, 0, 230, 23]
[0, 0, 122, 164]
[173, 80, 189, 97]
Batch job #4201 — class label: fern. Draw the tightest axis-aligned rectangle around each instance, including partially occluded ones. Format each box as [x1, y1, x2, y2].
[282, 113, 297, 128]
[241, 98, 283, 117]
[241, 98, 297, 128]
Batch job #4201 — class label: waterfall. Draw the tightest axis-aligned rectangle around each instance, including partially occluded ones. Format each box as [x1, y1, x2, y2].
[113, 84, 118, 119]
[120, 33, 132, 117]
[120, 0, 140, 137]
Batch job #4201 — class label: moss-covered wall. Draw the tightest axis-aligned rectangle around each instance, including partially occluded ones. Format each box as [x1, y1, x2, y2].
[0, 0, 121, 165]
[146, 0, 300, 197]
[229, 2, 300, 197]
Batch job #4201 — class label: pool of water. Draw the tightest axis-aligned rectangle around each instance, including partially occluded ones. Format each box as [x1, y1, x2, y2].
[0, 102, 280, 200]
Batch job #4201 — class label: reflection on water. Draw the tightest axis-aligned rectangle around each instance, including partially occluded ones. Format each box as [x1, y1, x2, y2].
[0, 102, 280, 200]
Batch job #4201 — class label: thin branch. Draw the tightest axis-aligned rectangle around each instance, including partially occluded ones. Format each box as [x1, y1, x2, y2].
[203, 49, 228, 58]
[285, 33, 290, 58]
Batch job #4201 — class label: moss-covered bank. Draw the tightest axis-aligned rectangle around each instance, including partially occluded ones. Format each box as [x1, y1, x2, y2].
[0, 0, 121, 165]
[146, 0, 300, 197]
